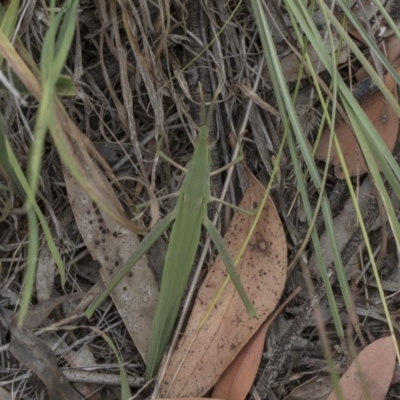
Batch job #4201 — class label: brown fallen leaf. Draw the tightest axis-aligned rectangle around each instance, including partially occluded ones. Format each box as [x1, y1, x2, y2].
[212, 325, 270, 400]
[284, 376, 333, 400]
[355, 34, 400, 82]
[159, 171, 287, 398]
[10, 322, 80, 400]
[263, 39, 348, 82]
[65, 167, 159, 361]
[315, 71, 399, 178]
[212, 288, 301, 400]
[327, 336, 396, 400]
[9, 296, 86, 400]
[334, 1, 385, 46]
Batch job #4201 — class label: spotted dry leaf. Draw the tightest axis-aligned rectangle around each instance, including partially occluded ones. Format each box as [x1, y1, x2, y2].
[160, 171, 287, 398]
[65, 165, 158, 361]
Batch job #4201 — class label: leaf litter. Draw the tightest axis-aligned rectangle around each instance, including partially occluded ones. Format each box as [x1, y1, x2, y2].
[212, 288, 300, 400]
[159, 172, 287, 398]
[2, 1, 400, 398]
[65, 164, 159, 360]
[283, 376, 333, 400]
[327, 337, 396, 400]
[9, 294, 87, 400]
[315, 69, 399, 177]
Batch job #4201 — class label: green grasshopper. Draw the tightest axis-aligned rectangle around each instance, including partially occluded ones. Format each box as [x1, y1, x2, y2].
[85, 90, 257, 381]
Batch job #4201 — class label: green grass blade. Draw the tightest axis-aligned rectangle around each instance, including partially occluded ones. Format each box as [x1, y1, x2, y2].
[335, 0, 400, 88]
[28, 0, 78, 197]
[287, 0, 400, 372]
[0, 0, 19, 38]
[0, 0, 19, 68]
[100, 333, 132, 400]
[324, 6, 400, 117]
[250, 3, 352, 397]
[19, 207, 39, 324]
[286, 0, 400, 248]
[292, 0, 400, 345]
[53, 0, 78, 79]
[85, 212, 176, 319]
[146, 208, 204, 381]
[0, 114, 65, 292]
[203, 218, 257, 317]
[0, 117, 25, 199]
[371, 0, 400, 43]
[40, 1, 57, 79]
[0, 71, 76, 95]
[249, 11, 360, 398]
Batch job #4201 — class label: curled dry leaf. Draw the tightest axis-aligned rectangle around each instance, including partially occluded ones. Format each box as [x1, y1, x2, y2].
[9, 296, 86, 400]
[10, 323, 80, 400]
[327, 337, 396, 400]
[65, 167, 158, 360]
[159, 171, 287, 398]
[315, 71, 399, 178]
